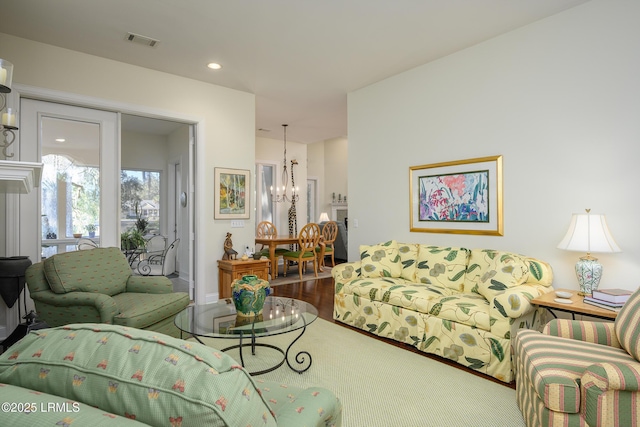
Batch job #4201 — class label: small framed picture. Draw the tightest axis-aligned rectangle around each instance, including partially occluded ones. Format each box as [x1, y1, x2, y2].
[214, 167, 251, 219]
[409, 155, 503, 235]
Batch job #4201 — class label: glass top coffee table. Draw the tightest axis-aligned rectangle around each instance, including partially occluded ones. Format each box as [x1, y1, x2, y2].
[174, 297, 318, 375]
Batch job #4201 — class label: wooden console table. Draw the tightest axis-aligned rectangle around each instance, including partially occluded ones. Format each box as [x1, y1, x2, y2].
[217, 259, 270, 299]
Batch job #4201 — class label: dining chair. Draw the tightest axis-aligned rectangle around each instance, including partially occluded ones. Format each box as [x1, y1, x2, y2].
[316, 221, 338, 268]
[256, 221, 288, 256]
[282, 223, 321, 280]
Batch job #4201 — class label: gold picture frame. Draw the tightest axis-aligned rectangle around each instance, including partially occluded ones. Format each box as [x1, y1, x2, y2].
[409, 155, 503, 235]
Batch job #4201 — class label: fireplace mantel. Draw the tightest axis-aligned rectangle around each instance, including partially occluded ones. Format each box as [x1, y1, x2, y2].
[0, 160, 43, 194]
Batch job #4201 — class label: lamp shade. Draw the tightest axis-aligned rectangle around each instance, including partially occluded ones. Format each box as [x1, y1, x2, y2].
[318, 212, 330, 222]
[557, 213, 621, 254]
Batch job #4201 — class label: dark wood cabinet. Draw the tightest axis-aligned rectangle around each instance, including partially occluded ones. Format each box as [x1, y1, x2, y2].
[217, 259, 270, 299]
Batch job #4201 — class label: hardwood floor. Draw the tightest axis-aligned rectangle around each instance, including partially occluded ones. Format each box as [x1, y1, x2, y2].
[271, 275, 516, 389]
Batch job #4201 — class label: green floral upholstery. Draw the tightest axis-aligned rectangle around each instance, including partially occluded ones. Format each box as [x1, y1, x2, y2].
[463, 249, 552, 298]
[515, 304, 640, 427]
[0, 324, 342, 427]
[415, 245, 470, 292]
[359, 240, 402, 278]
[26, 247, 190, 338]
[43, 248, 131, 295]
[398, 243, 419, 281]
[334, 244, 553, 382]
[0, 382, 148, 426]
[254, 379, 343, 427]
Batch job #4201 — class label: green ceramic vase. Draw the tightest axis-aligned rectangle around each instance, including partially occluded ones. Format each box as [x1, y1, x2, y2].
[231, 275, 271, 317]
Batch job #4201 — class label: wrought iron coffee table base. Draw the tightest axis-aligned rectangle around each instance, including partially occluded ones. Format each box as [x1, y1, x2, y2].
[191, 319, 312, 376]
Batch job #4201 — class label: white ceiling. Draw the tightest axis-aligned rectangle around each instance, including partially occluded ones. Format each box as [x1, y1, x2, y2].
[3, 0, 590, 143]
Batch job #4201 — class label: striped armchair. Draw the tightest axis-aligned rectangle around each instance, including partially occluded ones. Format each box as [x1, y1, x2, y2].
[514, 287, 640, 427]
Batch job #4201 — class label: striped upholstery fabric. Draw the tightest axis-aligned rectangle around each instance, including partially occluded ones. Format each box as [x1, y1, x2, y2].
[516, 329, 633, 413]
[515, 294, 640, 427]
[615, 287, 640, 361]
[543, 319, 621, 348]
[582, 362, 640, 426]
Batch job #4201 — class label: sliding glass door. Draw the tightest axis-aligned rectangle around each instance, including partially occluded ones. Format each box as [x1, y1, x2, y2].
[20, 99, 119, 259]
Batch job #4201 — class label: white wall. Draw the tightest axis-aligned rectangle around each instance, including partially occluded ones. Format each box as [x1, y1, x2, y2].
[255, 135, 307, 236]
[0, 33, 255, 303]
[307, 140, 325, 220]
[323, 137, 348, 212]
[167, 125, 190, 283]
[348, 0, 640, 292]
[122, 130, 168, 172]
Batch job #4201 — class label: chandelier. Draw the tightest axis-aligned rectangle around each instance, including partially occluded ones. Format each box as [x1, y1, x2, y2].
[271, 124, 299, 203]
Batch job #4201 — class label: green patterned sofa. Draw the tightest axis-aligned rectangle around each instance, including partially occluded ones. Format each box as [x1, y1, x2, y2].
[0, 323, 342, 426]
[514, 287, 640, 427]
[26, 247, 190, 338]
[332, 241, 553, 382]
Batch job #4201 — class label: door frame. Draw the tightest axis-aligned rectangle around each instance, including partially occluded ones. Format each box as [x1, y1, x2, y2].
[8, 84, 201, 302]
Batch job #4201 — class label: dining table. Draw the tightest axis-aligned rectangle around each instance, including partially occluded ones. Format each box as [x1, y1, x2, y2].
[255, 234, 325, 279]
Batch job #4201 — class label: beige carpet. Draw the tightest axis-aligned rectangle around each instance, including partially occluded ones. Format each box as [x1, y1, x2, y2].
[194, 318, 525, 427]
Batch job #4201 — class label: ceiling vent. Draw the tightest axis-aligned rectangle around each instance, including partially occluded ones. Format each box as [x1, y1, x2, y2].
[125, 32, 160, 48]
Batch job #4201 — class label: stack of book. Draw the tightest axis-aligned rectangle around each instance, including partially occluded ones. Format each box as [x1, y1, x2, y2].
[583, 288, 633, 312]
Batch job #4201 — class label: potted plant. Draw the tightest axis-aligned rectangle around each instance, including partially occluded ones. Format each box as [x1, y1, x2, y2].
[86, 224, 97, 238]
[135, 216, 149, 234]
[120, 229, 146, 251]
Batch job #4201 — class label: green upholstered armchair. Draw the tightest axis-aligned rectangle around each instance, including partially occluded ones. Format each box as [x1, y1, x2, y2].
[514, 287, 640, 427]
[25, 247, 190, 338]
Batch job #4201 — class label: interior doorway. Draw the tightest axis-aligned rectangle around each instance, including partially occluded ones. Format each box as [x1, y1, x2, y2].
[121, 114, 194, 299]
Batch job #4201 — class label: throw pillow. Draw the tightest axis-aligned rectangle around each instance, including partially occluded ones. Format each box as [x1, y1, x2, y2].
[398, 243, 419, 281]
[614, 287, 640, 361]
[463, 249, 529, 299]
[414, 245, 470, 292]
[43, 247, 130, 295]
[360, 240, 402, 278]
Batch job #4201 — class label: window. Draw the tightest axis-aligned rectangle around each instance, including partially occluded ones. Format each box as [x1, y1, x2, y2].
[121, 170, 161, 234]
[41, 117, 100, 256]
[255, 163, 275, 224]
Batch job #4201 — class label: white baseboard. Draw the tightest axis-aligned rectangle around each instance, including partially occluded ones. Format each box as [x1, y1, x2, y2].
[205, 293, 219, 304]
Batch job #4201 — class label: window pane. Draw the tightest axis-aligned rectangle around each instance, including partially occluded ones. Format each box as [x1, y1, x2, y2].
[121, 170, 161, 234]
[259, 164, 274, 223]
[41, 117, 100, 253]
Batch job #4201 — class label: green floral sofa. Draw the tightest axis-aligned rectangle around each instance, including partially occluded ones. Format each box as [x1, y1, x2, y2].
[332, 241, 553, 382]
[0, 323, 342, 426]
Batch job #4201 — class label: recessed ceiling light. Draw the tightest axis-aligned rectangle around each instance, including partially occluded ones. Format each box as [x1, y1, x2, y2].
[55, 138, 66, 142]
[207, 62, 222, 70]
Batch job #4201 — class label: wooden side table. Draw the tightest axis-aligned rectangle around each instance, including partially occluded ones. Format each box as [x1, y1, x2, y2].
[531, 288, 618, 321]
[217, 259, 270, 299]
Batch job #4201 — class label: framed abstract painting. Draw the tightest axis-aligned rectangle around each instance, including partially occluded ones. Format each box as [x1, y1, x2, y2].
[214, 167, 251, 219]
[409, 155, 503, 235]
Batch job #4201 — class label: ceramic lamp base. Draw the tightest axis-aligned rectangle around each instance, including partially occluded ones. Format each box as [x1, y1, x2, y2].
[575, 256, 602, 296]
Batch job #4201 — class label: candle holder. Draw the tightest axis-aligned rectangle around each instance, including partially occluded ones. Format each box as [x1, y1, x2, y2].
[0, 59, 17, 159]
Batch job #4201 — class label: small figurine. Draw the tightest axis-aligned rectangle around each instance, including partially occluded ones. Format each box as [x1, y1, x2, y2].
[222, 232, 238, 260]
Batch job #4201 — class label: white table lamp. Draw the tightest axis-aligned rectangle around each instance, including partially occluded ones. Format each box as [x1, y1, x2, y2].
[557, 209, 621, 295]
[318, 212, 330, 223]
